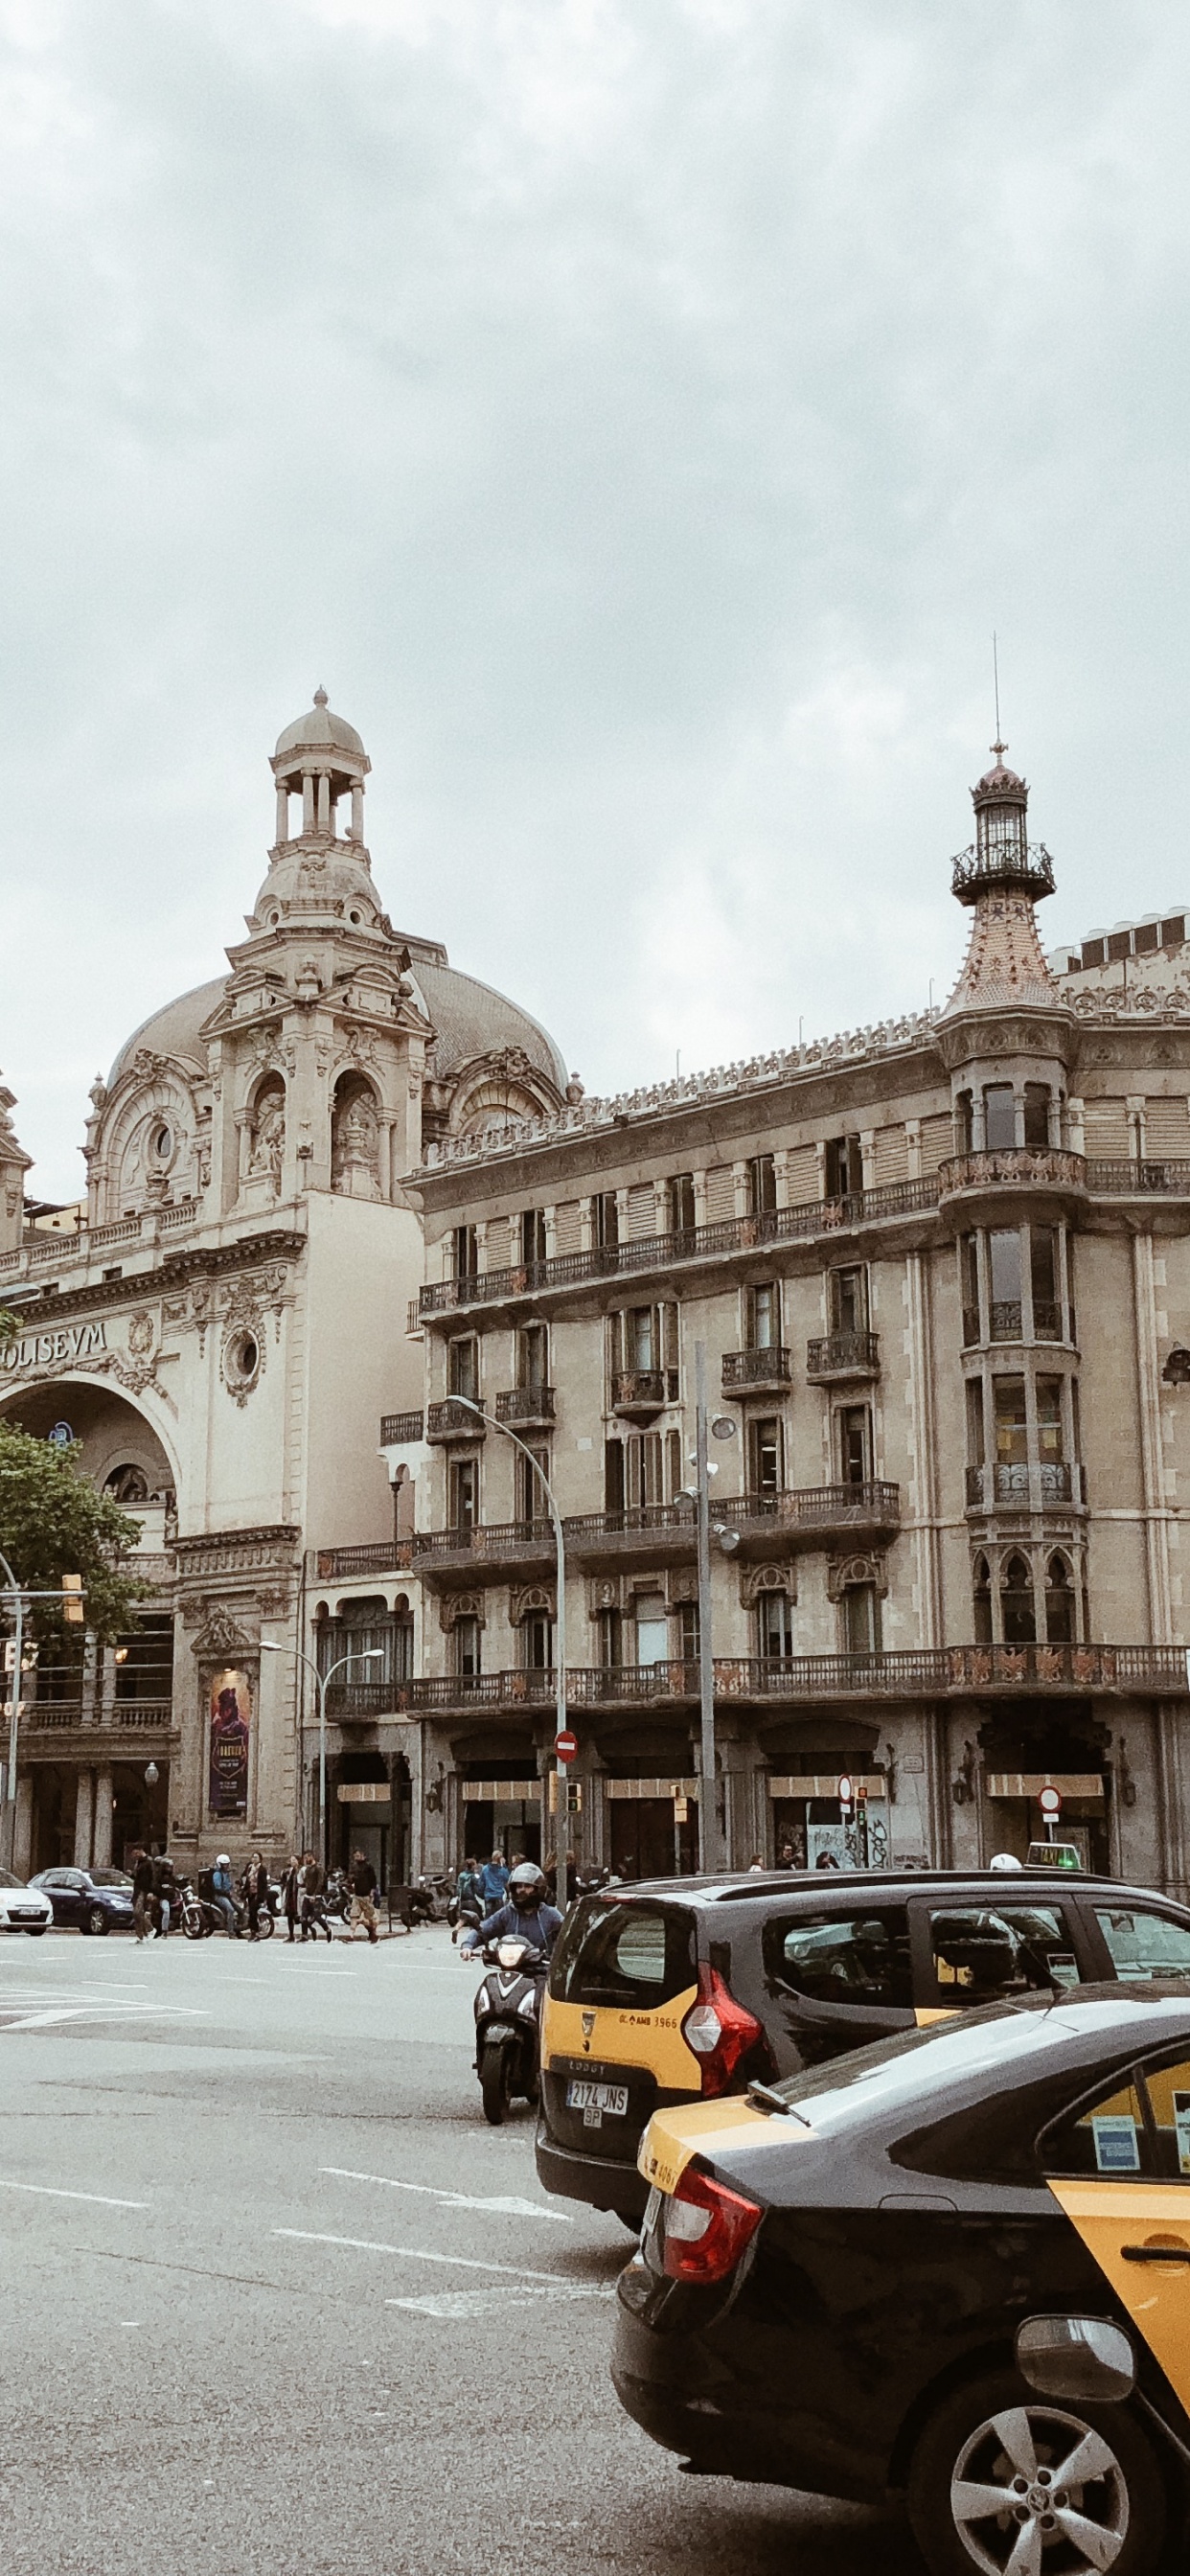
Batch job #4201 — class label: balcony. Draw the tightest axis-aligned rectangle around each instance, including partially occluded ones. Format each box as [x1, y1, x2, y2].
[610, 1368, 671, 1421]
[708, 1643, 1185, 1701]
[426, 1398, 486, 1444]
[1087, 1159, 1190, 1197]
[379, 1410, 424, 1444]
[939, 1148, 1086, 1204]
[722, 1346, 793, 1392]
[325, 1670, 561, 1720]
[950, 842, 1057, 903]
[965, 1463, 1083, 1512]
[419, 1177, 942, 1319]
[19, 1699, 178, 1753]
[805, 1330, 880, 1383]
[495, 1386, 557, 1429]
[562, 1502, 697, 1569]
[716, 1482, 901, 1554]
[314, 1541, 414, 1580]
[411, 1518, 556, 1586]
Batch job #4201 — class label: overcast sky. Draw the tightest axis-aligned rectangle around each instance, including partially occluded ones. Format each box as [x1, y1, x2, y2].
[3, 0, 1189, 1197]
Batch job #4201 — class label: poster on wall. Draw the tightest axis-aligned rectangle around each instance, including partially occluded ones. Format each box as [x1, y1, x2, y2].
[208, 1668, 252, 1817]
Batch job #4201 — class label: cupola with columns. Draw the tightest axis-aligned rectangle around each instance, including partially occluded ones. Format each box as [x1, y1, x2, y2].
[935, 743, 1076, 1148]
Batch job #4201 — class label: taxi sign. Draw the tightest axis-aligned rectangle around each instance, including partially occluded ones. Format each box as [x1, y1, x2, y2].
[555, 1729, 579, 1763]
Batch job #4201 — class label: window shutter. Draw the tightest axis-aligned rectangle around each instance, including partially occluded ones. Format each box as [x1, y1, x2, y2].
[662, 1302, 678, 1368]
[665, 1428, 681, 1499]
[784, 1143, 816, 1208]
[553, 1199, 582, 1254]
[483, 1217, 511, 1271]
[872, 1123, 908, 1184]
[642, 1433, 663, 1506]
[1083, 1098, 1132, 1158]
[628, 1181, 656, 1237]
[704, 1163, 734, 1221]
[917, 1113, 953, 1174]
[1144, 1098, 1189, 1158]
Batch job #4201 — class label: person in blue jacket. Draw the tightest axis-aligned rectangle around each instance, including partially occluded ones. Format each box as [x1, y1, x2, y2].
[461, 1862, 562, 1960]
[476, 1849, 511, 1908]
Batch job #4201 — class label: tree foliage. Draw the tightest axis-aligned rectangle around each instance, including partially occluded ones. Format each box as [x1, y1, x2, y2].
[0, 1420, 145, 1644]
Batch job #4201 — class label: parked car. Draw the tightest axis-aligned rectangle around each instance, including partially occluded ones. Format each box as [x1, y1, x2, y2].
[0, 1868, 53, 1933]
[31, 1865, 136, 1935]
[614, 1985, 1190, 2576]
[538, 1866, 1190, 2221]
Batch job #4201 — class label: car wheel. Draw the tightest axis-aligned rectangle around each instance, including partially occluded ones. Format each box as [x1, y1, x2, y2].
[908, 2368, 1166, 2576]
[85, 1906, 108, 1937]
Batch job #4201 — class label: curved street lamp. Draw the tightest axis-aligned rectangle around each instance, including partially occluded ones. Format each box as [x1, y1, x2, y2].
[262, 1639, 383, 1864]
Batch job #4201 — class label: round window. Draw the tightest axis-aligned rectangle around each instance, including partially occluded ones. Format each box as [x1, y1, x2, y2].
[237, 1335, 259, 1379]
[348, 908, 362, 926]
[153, 1123, 172, 1161]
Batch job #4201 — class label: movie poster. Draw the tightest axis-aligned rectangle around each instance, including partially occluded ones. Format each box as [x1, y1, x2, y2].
[208, 1668, 251, 1816]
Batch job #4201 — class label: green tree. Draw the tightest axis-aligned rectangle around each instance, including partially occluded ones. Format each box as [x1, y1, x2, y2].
[0, 1420, 145, 1644]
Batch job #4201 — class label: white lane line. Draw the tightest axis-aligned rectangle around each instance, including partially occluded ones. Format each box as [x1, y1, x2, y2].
[1, 2004, 209, 2028]
[320, 2166, 574, 2223]
[0, 2179, 149, 2209]
[388, 2285, 611, 2320]
[274, 2228, 568, 2284]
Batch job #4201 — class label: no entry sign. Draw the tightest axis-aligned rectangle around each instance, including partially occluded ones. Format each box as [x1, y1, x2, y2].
[1039, 1784, 1063, 1819]
[555, 1730, 579, 1763]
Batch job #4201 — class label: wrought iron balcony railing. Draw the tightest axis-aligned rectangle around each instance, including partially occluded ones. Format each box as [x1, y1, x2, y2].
[560, 1483, 900, 1560]
[314, 1541, 414, 1579]
[426, 1398, 486, 1443]
[950, 842, 1057, 902]
[966, 1462, 1083, 1510]
[494, 1386, 557, 1427]
[411, 1519, 555, 1571]
[379, 1411, 424, 1444]
[610, 1368, 671, 1417]
[805, 1330, 880, 1381]
[722, 1345, 793, 1391]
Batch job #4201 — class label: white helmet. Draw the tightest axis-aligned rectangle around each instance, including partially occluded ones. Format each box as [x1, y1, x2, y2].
[989, 1851, 1023, 1872]
[216, 1853, 231, 1867]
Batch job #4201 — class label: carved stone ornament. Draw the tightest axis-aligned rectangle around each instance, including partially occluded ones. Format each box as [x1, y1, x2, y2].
[585, 1576, 624, 1616]
[826, 1551, 889, 1601]
[439, 1593, 486, 1632]
[220, 1317, 264, 1407]
[664, 1569, 699, 1607]
[739, 1562, 799, 1608]
[127, 1308, 155, 1359]
[191, 1606, 256, 1661]
[509, 1582, 557, 1625]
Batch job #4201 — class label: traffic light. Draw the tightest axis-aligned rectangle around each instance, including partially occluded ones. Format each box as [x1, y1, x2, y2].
[61, 1574, 85, 1624]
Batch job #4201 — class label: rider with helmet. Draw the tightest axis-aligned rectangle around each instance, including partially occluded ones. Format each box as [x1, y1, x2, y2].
[209, 1853, 239, 1938]
[460, 1860, 562, 1959]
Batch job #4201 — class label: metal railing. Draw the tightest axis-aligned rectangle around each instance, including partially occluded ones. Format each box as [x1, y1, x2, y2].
[410, 1519, 554, 1567]
[314, 1541, 413, 1579]
[379, 1411, 424, 1444]
[610, 1368, 668, 1413]
[722, 1345, 793, 1389]
[494, 1386, 557, 1425]
[805, 1330, 880, 1378]
[950, 843, 1057, 901]
[426, 1398, 487, 1442]
[558, 1483, 900, 1553]
[1086, 1159, 1190, 1195]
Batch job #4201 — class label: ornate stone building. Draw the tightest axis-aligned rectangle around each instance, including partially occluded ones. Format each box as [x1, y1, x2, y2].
[384, 746, 1190, 1898]
[0, 693, 566, 1879]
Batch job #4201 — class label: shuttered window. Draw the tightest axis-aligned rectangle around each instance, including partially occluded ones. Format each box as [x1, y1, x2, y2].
[553, 1200, 582, 1254]
[704, 1163, 735, 1221]
[1144, 1098, 1190, 1158]
[1083, 1098, 1132, 1159]
[918, 1113, 954, 1174]
[784, 1143, 816, 1207]
[872, 1124, 908, 1184]
[628, 1181, 657, 1237]
[483, 1217, 512, 1271]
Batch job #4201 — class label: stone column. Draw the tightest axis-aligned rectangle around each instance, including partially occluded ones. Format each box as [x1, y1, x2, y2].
[100, 1649, 118, 1724]
[14, 1774, 33, 1878]
[275, 781, 288, 844]
[350, 781, 364, 839]
[302, 770, 315, 835]
[1133, 1231, 1173, 1641]
[316, 770, 331, 835]
[73, 1768, 95, 1868]
[80, 1628, 98, 1723]
[92, 1766, 113, 1869]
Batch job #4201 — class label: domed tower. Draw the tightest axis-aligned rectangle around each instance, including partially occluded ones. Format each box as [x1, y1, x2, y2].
[270, 685, 370, 847]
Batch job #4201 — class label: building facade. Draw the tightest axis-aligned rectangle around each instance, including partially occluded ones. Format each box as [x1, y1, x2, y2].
[366, 747, 1190, 1898]
[0, 694, 566, 1882]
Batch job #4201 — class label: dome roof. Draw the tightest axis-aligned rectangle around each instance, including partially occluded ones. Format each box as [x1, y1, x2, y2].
[274, 687, 366, 763]
[107, 977, 227, 1087]
[973, 741, 1027, 800]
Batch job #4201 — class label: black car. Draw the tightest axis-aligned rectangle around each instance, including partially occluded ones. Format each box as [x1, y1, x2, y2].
[32, 1866, 137, 1934]
[614, 1986, 1190, 2576]
[538, 1865, 1190, 2221]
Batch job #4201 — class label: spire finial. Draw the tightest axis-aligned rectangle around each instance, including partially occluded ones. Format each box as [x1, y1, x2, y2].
[313, 683, 328, 707]
[993, 629, 1001, 743]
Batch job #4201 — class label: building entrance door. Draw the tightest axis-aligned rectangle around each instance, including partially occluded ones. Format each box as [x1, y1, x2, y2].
[607, 1792, 698, 1880]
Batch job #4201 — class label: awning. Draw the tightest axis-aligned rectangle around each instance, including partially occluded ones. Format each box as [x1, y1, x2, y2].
[985, 1772, 1104, 1801]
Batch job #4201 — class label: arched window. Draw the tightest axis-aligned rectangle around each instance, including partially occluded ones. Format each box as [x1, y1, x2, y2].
[1044, 1553, 1075, 1644]
[757, 1589, 795, 1660]
[973, 1553, 993, 1644]
[1001, 1552, 1036, 1645]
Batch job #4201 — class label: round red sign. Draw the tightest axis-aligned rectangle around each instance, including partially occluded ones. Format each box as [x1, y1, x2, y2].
[555, 1730, 579, 1763]
[1039, 1784, 1063, 1816]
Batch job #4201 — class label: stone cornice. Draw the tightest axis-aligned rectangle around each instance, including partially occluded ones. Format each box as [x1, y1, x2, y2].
[173, 1524, 302, 1561]
[1, 1230, 306, 1328]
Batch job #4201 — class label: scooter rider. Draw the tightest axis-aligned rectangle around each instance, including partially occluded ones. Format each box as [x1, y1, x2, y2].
[209, 1853, 239, 1938]
[460, 1861, 562, 1960]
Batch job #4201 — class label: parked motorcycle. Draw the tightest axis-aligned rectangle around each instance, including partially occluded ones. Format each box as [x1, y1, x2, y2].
[471, 1935, 547, 2125]
[322, 1870, 353, 1922]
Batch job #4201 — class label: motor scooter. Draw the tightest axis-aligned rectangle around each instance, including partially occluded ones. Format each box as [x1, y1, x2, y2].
[471, 1935, 546, 2125]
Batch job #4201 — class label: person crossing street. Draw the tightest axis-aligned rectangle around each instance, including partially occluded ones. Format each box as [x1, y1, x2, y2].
[349, 1849, 379, 1944]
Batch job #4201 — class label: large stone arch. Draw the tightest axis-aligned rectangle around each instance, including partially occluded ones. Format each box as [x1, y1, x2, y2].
[0, 1374, 179, 1516]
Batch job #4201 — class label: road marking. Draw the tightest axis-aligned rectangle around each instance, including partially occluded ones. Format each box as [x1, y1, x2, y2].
[320, 2166, 574, 2223]
[0, 2179, 149, 2208]
[274, 2228, 569, 2284]
[388, 2284, 611, 2320]
[1, 2003, 209, 2029]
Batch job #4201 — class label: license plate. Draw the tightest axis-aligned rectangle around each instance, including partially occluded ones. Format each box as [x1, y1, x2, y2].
[566, 2079, 629, 2118]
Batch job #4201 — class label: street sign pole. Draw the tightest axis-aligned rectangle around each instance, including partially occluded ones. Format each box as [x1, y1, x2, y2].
[695, 1341, 720, 1874]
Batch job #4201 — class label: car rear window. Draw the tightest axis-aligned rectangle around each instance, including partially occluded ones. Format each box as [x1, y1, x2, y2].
[88, 1870, 132, 1888]
[548, 1898, 697, 2009]
[765, 1908, 913, 2010]
[1095, 1907, 1190, 1984]
[927, 1904, 1080, 2005]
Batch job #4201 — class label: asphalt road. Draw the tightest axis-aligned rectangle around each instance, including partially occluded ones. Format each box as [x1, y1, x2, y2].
[0, 1920, 918, 2576]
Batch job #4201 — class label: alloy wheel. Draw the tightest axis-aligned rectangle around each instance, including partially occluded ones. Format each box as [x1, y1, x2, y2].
[950, 2402, 1128, 2576]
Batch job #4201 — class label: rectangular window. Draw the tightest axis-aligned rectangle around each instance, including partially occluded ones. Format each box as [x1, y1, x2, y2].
[993, 1376, 1027, 1466]
[928, 1904, 1079, 2008]
[634, 1594, 669, 1667]
[623, 1432, 666, 1509]
[516, 1444, 549, 1523]
[749, 1414, 783, 1496]
[592, 1190, 619, 1252]
[679, 1600, 700, 1662]
[966, 1379, 985, 1468]
[956, 1091, 974, 1153]
[452, 1224, 477, 1281]
[830, 1266, 868, 1333]
[454, 1615, 481, 1679]
[757, 1590, 795, 1658]
[598, 1606, 623, 1668]
[961, 1233, 980, 1344]
[983, 1085, 1016, 1151]
[838, 1405, 871, 1485]
[447, 1335, 479, 1400]
[449, 1456, 478, 1529]
[748, 1153, 777, 1215]
[522, 1613, 554, 1670]
[520, 1208, 547, 1265]
[516, 1322, 548, 1388]
[988, 1229, 1022, 1340]
[747, 1280, 781, 1348]
[1031, 1229, 1060, 1339]
[667, 1173, 696, 1235]
[825, 1135, 862, 1197]
[843, 1584, 879, 1652]
[1022, 1083, 1051, 1149]
[1037, 1377, 1064, 1462]
[629, 1306, 655, 1370]
[605, 1439, 626, 1512]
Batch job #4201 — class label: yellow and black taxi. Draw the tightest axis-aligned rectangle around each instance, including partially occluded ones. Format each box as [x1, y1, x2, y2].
[613, 1987, 1190, 2576]
[536, 1867, 1190, 2223]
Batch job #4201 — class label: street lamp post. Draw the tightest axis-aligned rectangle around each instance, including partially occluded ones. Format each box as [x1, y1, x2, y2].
[0, 1545, 24, 1874]
[447, 1395, 570, 1913]
[676, 1343, 739, 1876]
[261, 1641, 383, 1864]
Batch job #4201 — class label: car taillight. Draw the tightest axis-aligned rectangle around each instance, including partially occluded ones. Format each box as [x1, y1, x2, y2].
[662, 2166, 763, 2285]
[680, 1964, 767, 2096]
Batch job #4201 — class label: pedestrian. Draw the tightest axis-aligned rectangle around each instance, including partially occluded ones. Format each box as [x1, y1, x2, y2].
[301, 1851, 332, 1943]
[814, 1848, 841, 1871]
[777, 1839, 797, 1872]
[240, 1850, 268, 1941]
[209, 1851, 239, 1935]
[152, 1847, 177, 1938]
[477, 1849, 509, 1908]
[131, 1845, 154, 1942]
[281, 1853, 302, 1944]
[748, 1853, 766, 1873]
[349, 1848, 379, 1944]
